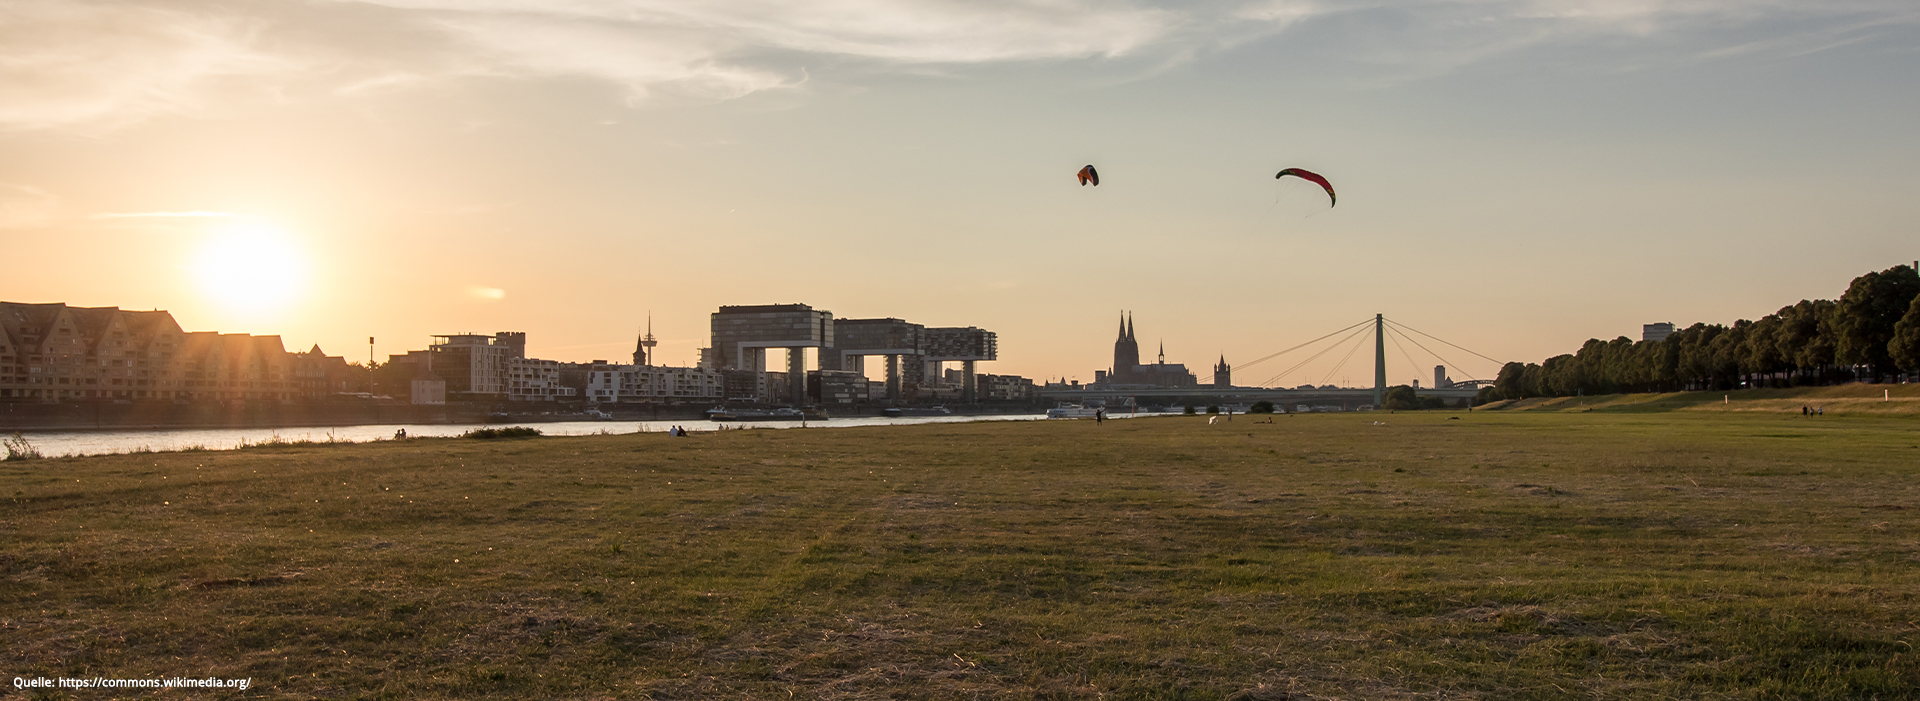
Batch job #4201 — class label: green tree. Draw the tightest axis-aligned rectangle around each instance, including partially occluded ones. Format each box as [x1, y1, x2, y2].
[1381, 385, 1420, 410]
[1832, 264, 1920, 381]
[1675, 323, 1723, 389]
[1248, 400, 1275, 414]
[1494, 362, 1530, 399]
[1708, 321, 1751, 389]
[1744, 316, 1784, 387]
[1890, 294, 1920, 374]
[1772, 299, 1837, 385]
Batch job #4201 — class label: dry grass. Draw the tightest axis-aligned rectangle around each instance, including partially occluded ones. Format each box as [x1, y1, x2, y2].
[4, 412, 1919, 699]
[1484, 382, 1920, 415]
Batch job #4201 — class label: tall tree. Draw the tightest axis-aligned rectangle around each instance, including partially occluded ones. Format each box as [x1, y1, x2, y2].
[1890, 294, 1920, 374]
[1494, 362, 1530, 399]
[1832, 264, 1920, 381]
[1675, 323, 1723, 389]
[1744, 316, 1784, 386]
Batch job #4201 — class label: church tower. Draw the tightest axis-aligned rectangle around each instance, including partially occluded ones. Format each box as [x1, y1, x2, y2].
[1112, 311, 1141, 382]
[1214, 355, 1231, 388]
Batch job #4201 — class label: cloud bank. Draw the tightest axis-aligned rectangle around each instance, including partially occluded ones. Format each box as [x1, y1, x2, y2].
[1, 0, 1912, 129]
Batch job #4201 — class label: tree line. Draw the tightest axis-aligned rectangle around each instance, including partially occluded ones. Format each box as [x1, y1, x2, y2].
[1481, 264, 1920, 402]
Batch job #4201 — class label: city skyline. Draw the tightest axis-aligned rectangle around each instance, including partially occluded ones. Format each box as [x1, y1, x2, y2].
[5, 1, 1916, 386]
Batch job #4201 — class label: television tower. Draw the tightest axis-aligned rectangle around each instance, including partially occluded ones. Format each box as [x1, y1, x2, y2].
[635, 313, 658, 366]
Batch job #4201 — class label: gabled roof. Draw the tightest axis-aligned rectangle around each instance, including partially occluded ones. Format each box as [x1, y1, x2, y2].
[0, 302, 71, 354]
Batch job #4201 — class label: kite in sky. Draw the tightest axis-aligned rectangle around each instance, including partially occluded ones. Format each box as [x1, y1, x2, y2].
[1276, 168, 1335, 207]
[1077, 165, 1099, 186]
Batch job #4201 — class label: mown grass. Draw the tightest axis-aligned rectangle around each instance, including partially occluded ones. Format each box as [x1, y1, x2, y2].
[1484, 382, 1920, 415]
[3, 412, 1918, 699]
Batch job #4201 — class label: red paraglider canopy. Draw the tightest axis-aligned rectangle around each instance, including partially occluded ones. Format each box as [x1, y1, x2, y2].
[1077, 165, 1099, 186]
[1276, 168, 1334, 207]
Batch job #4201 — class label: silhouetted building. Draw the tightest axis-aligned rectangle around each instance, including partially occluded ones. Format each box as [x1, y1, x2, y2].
[427, 332, 574, 402]
[1643, 322, 1676, 342]
[1098, 312, 1196, 388]
[0, 302, 337, 402]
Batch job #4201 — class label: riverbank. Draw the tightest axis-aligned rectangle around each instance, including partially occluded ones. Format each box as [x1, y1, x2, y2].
[0, 400, 1044, 432]
[1477, 382, 1920, 414]
[5, 412, 1915, 697]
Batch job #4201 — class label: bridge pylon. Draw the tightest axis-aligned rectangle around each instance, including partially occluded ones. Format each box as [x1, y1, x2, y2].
[1372, 314, 1385, 407]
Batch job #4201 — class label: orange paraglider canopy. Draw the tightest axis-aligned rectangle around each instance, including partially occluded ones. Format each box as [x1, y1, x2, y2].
[1077, 165, 1099, 186]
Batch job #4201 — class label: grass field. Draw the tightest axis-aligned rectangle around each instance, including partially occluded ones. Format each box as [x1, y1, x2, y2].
[1482, 382, 1920, 415]
[5, 412, 1919, 699]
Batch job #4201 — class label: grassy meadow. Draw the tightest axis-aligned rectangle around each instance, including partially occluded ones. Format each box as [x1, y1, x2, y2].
[4, 411, 1919, 699]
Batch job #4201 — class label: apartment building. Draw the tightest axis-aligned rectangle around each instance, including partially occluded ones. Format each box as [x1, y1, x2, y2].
[584, 364, 725, 403]
[0, 302, 345, 402]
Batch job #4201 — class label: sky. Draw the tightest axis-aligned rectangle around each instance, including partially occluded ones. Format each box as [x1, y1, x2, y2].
[3, 0, 1917, 388]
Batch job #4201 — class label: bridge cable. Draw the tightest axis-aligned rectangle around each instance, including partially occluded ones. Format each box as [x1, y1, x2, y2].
[1382, 326, 1423, 387]
[1383, 324, 1485, 383]
[1234, 317, 1374, 372]
[1316, 326, 1374, 388]
[1257, 323, 1370, 388]
[1380, 318, 1507, 367]
[1257, 323, 1374, 388]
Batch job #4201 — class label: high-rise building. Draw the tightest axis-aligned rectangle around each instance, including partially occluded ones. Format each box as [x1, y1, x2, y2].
[709, 303, 833, 405]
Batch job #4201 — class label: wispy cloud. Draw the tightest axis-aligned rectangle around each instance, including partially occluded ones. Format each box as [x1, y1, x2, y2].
[89, 211, 237, 219]
[0, 0, 294, 130]
[2, 0, 1912, 129]
[0, 184, 58, 229]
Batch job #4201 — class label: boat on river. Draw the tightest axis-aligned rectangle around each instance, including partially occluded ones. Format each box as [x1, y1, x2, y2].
[882, 406, 952, 417]
[1045, 403, 1102, 419]
[706, 407, 828, 422]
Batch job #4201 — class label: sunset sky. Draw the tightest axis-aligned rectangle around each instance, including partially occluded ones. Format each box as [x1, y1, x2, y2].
[4, 0, 1916, 387]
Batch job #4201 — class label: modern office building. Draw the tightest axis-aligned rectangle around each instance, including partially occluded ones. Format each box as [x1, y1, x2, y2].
[922, 326, 997, 403]
[823, 317, 923, 403]
[428, 332, 575, 403]
[710, 304, 833, 405]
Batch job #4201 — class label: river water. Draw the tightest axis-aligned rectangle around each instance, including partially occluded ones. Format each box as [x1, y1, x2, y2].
[2, 413, 1072, 459]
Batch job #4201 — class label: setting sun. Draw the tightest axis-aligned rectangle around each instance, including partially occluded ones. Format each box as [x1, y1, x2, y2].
[189, 222, 309, 314]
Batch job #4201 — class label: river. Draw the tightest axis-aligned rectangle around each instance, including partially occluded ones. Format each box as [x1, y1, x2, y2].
[1, 413, 1071, 459]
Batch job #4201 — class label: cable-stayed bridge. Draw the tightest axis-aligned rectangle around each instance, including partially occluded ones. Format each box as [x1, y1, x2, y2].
[1040, 314, 1501, 410]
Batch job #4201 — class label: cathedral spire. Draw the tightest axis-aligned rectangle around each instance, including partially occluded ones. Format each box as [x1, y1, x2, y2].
[1126, 312, 1136, 342]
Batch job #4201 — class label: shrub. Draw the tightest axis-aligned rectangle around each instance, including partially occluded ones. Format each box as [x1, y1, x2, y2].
[4, 433, 43, 461]
[463, 427, 543, 439]
[1249, 401, 1275, 414]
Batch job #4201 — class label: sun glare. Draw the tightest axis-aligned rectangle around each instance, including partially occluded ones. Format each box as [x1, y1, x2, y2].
[190, 223, 309, 313]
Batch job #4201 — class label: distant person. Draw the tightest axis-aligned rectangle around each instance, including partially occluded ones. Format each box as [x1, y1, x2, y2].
[1801, 406, 1808, 416]
[1095, 409, 1105, 424]
[394, 428, 406, 439]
